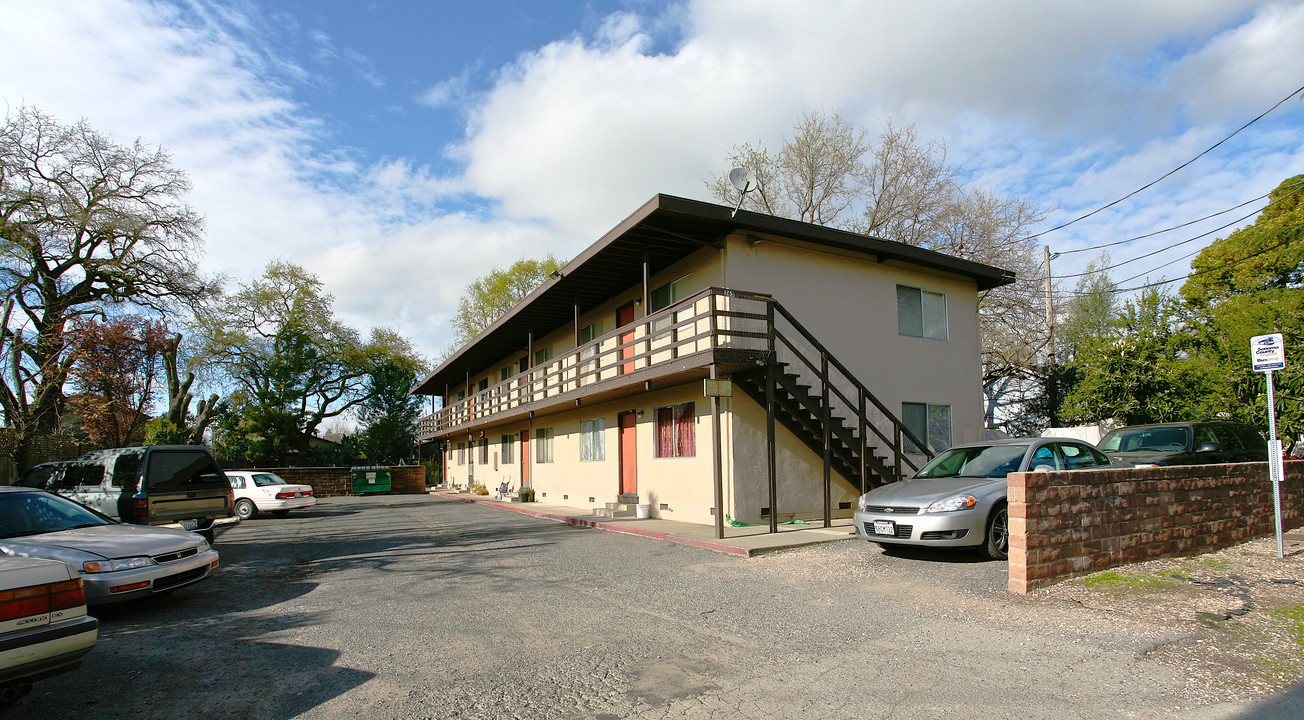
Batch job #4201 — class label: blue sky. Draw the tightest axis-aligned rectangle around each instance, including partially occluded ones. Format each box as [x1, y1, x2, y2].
[2, 0, 1302, 385]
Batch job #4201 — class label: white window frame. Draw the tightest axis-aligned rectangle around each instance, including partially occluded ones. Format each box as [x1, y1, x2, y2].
[500, 434, 515, 465]
[535, 427, 554, 463]
[902, 402, 951, 454]
[897, 285, 948, 340]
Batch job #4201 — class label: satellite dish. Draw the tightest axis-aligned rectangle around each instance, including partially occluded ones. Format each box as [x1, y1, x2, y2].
[729, 167, 757, 193]
[728, 167, 757, 217]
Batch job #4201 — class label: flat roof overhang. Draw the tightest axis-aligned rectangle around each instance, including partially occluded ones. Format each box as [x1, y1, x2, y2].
[413, 193, 1015, 396]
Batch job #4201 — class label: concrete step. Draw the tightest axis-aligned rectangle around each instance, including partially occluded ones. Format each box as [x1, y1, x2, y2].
[592, 502, 638, 518]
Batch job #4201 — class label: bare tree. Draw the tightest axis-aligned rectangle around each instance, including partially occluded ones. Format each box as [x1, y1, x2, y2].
[708, 111, 1049, 428]
[0, 108, 215, 465]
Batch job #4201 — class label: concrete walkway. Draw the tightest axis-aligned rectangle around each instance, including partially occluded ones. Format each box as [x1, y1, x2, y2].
[435, 491, 857, 556]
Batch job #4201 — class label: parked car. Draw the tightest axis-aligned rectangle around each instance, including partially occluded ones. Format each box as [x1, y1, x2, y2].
[853, 437, 1130, 560]
[15, 446, 236, 542]
[0, 487, 219, 606]
[0, 555, 99, 703]
[1097, 421, 1268, 467]
[225, 471, 315, 520]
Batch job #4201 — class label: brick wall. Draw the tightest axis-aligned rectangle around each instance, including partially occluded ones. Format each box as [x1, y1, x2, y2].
[1009, 461, 1304, 594]
[249, 466, 428, 497]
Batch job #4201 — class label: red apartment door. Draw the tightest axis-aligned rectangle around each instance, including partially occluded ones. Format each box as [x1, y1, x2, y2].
[617, 302, 636, 374]
[619, 412, 638, 496]
[520, 429, 530, 488]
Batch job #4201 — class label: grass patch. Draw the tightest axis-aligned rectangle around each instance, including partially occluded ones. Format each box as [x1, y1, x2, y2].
[1081, 569, 1178, 594]
[1271, 604, 1304, 647]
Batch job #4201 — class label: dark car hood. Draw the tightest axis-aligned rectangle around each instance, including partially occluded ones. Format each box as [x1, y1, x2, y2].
[1106, 450, 1184, 465]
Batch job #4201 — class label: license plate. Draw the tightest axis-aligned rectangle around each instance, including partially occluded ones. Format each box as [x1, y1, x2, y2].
[873, 519, 896, 536]
[180, 519, 198, 531]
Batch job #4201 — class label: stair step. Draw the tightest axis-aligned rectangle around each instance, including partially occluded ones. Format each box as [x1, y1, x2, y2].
[593, 502, 638, 518]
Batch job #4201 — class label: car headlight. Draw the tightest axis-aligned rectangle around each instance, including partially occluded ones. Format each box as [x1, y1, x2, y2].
[857, 495, 873, 511]
[924, 495, 978, 513]
[194, 538, 210, 553]
[82, 557, 156, 573]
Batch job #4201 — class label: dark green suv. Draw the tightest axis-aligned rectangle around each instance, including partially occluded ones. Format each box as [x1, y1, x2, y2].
[1097, 421, 1268, 467]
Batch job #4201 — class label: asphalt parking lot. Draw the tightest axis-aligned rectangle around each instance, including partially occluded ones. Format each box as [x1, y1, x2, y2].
[4, 494, 1299, 720]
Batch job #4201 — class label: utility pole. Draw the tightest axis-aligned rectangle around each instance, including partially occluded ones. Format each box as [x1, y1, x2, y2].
[1044, 246, 1057, 427]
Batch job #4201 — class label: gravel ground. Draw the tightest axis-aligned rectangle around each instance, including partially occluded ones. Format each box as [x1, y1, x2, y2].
[1024, 533, 1304, 705]
[6, 495, 1301, 720]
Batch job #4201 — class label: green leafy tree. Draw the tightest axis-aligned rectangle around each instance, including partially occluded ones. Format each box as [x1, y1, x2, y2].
[359, 361, 423, 464]
[1060, 288, 1212, 425]
[1178, 175, 1304, 443]
[451, 255, 566, 347]
[195, 261, 421, 464]
[0, 108, 214, 466]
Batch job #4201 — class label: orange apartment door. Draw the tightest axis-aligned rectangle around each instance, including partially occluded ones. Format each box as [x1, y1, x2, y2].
[619, 411, 638, 496]
[520, 429, 530, 488]
[617, 302, 636, 374]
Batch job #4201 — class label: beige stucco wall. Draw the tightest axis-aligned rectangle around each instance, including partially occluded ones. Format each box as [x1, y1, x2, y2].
[445, 383, 720, 525]
[722, 233, 985, 448]
[721, 391, 862, 524]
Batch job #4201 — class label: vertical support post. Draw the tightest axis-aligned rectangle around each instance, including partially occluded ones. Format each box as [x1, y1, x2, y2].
[1043, 245, 1057, 427]
[643, 255, 651, 369]
[821, 353, 831, 528]
[573, 302, 580, 388]
[1266, 369, 1285, 558]
[858, 388, 868, 494]
[711, 364, 725, 540]
[766, 301, 778, 534]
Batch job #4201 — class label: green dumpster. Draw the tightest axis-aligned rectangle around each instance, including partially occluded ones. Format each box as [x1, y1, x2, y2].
[351, 466, 392, 494]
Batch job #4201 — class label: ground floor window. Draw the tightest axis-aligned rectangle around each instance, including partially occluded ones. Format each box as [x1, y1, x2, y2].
[478, 438, 489, 464]
[902, 402, 951, 454]
[457, 442, 465, 466]
[535, 427, 554, 463]
[580, 418, 605, 461]
[500, 434, 515, 464]
[655, 402, 696, 458]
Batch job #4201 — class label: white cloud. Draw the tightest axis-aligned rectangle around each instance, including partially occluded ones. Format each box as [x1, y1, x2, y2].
[2, 0, 1303, 365]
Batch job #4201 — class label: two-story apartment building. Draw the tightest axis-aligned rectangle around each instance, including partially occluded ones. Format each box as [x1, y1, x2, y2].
[413, 194, 1014, 537]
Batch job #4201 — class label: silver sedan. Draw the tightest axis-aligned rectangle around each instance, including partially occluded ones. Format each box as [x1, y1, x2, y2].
[853, 437, 1128, 559]
[0, 487, 219, 605]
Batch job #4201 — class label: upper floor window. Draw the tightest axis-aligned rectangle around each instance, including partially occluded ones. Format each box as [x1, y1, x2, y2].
[650, 274, 692, 312]
[534, 346, 552, 366]
[500, 367, 512, 383]
[897, 285, 947, 340]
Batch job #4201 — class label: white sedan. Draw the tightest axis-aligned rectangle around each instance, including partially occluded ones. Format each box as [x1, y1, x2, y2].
[225, 471, 316, 520]
[0, 556, 99, 703]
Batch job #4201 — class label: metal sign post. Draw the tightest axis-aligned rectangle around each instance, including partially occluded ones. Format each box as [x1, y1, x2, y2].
[1251, 333, 1287, 558]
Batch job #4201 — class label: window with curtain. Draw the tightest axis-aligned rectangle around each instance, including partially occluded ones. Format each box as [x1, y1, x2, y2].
[535, 427, 554, 463]
[655, 402, 696, 458]
[896, 285, 948, 340]
[456, 442, 465, 466]
[500, 434, 515, 464]
[650, 274, 692, 338]
[579, 418, 606, 461]
[478, 438, 489, 464]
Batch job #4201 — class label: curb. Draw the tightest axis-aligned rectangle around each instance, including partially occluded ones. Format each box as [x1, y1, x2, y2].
[438, 492, 755, 557]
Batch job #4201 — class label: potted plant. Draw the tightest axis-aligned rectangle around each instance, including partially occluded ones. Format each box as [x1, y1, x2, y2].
[518, 487, 535, 503]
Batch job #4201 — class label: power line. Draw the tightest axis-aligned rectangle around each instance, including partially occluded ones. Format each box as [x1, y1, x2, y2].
[1052, 206, 1262, 280]
[1055, 176, 1304, 256]
[1055, 232, 1297, 297]
[1025, 82, 1304, 241]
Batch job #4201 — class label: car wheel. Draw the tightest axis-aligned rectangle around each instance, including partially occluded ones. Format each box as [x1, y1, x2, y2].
[235, 499, 257, 520]
[983, 504, 1009, 560]
[271, 510, 290, 517]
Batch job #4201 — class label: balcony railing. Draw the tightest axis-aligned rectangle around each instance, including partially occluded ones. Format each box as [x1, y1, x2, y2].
[419, 287, 767, 439]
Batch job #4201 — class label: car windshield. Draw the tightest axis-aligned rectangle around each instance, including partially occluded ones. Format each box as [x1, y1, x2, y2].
[1099, 427, 1190, 453]
[0, 492, 112, 539]
[252, 473, 287, 487]
[913, 445, 1029, 479]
